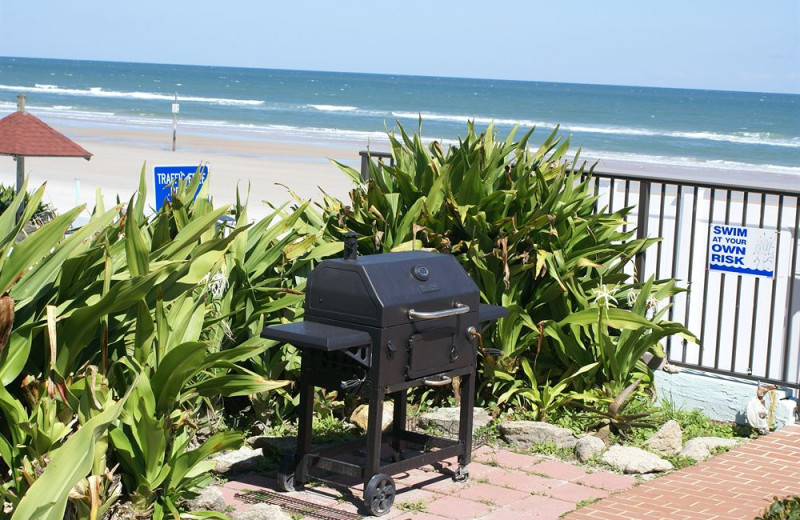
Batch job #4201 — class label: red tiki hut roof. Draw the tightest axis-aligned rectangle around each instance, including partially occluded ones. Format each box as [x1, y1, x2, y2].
[0, 94, 92, 192]
[0, 111, 92, 159]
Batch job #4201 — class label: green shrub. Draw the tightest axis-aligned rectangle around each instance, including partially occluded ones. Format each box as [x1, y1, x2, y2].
[756, 496, 800, 520]
[326, 122, 695, 419]
[0, 172, 310, 519]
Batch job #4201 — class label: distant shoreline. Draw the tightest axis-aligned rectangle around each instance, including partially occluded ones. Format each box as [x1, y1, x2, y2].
[1, 116, 797, 223]
[0, 120, 360, 221]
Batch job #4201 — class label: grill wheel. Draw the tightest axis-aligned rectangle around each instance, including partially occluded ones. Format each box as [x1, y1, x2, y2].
[364, 473, 395, 516]
[277, 451, 301, 492]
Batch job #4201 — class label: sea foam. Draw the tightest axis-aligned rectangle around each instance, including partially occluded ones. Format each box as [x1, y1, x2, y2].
[0, 84, 263, 106]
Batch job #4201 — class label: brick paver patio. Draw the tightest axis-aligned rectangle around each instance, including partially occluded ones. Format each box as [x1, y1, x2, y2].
[564, 423, 800, 520]
[221, 424, 800, 519]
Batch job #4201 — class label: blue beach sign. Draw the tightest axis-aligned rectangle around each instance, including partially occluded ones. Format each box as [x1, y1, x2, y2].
[708, 224, 776, 278]
[153, 165, 208, 210]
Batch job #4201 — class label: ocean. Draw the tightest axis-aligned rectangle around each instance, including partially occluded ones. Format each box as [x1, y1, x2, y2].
[0, 56, 798, 175]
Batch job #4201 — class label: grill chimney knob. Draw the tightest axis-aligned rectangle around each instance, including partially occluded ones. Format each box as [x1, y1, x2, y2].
[412, 265, 429, 281]
[343, 232, 358, 261]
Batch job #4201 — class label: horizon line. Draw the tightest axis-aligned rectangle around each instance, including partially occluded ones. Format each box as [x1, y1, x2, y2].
[2, 54, 798, 97]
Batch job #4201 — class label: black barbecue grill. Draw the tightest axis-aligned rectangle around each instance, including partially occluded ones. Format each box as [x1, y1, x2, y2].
[261, 234, 506, 516]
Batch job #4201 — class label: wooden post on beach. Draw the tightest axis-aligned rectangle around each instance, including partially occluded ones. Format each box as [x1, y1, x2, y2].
[171, 93, 179, 152]
[15, 95, 26, 193]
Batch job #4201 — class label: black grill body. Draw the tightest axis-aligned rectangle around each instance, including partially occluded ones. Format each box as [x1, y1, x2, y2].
[261, 249, 506, 516]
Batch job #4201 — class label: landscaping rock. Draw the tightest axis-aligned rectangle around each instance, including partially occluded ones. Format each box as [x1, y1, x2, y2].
[575, 435, 606, 462]
[679, 437, 740, 461]
[595, 425, 613, 446]
[231, 504, 291, 520]
[645, 420, 683, 455]
[417, 406, 491, 434]
[185, 486, 226, 513]
[498, 421, 578, 449]
[249, 436, 297, 459]
[212, 446, 264, 474]
[350, 401, 394, 432]
[601, 445, 674, 474]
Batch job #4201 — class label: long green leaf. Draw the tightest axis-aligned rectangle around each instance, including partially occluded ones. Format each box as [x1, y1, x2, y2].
[558, 308, 662, 331]
[0, 321, 35, 385]
[189, 375, 288, 398]
[150, 342, 208, 414]
[168, 431, 242, 490]
[124, 194, 150, 277]
[11, 205, 121, 301]
[0, 205, 84, 294]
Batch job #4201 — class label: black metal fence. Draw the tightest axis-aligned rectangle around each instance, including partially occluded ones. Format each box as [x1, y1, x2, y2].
[357, 151, 800, 393]
[590, 170, 800, 393]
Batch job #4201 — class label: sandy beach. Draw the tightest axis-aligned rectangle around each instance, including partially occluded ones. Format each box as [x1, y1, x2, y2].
[0, 121, 365, 222]
[2, 116, 798, 227]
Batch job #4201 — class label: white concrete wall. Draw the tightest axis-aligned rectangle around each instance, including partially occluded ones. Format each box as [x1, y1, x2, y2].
[655, 368, 798, 429]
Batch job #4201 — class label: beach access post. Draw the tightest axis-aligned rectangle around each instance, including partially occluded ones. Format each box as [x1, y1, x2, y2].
[172, 93, 179, 152]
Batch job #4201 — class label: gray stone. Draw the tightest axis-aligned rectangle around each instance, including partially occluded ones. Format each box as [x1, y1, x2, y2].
[575, 435, 606, 462]
[601, 445, 674, 474]
[231, 504, 291, 520]
[417, 406, 492, 434]
[249, 436, 297, 459]
[679, 437, 740, 461]
[350, 401, 394, 432]
[645, 420, 683, 455]
[185, 486, 226, 513]
[498, 421, 578, 449]
[212, 446, 263, 474]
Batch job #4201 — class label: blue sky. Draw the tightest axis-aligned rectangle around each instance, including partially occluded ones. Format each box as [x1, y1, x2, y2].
[1, 1, 798, 93]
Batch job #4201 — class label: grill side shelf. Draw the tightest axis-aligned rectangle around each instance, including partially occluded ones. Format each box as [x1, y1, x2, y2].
[261, 321, 372, 352]
[478, 304, 508, 323]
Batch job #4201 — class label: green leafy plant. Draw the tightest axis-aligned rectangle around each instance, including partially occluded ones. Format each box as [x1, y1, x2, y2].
[0, 171, 299, 518]
[527, 441, 574, 460]
[756, 495, 800, 520]
[328, 121, 695, 418]
[396, 499, 429, 514]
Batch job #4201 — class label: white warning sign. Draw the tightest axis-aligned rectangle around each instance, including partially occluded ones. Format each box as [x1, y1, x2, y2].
[708, 224, 776, 279]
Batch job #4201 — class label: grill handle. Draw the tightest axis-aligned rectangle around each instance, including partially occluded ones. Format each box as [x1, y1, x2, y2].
[423, 375, 452, 387]
[408, 303, 470, 320]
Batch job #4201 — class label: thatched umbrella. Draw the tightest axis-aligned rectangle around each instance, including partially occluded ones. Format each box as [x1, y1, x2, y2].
[0, 94, 92, 193]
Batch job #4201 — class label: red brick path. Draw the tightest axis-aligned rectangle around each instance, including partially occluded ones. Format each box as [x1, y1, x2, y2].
[564, 424, 800, 520]
[220, 424, 800, 519]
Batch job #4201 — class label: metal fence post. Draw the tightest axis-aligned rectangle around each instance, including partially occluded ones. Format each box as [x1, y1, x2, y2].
[359, 151, 370, 182]
[635, 180, 651, 281]
[359, 151, 394, 183]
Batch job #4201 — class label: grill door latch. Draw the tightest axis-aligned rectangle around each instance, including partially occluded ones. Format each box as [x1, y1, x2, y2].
[386, 340, 397, 359]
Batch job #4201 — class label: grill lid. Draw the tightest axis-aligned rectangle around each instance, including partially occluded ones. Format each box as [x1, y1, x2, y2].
[304, 251, 479, 328]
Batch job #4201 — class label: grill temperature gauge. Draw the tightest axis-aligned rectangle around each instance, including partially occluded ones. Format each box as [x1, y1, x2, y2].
[412, 265, 429, 281]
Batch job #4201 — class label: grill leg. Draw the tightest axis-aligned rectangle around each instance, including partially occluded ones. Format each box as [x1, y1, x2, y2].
[364, 382, 384, 487]
[295, 373, 314, 485]
[391, 390, 407, 459]
[458, 372, 475, 468]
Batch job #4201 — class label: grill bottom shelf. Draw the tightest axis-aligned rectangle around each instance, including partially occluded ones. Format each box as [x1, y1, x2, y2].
[297, 429, 466, 483]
